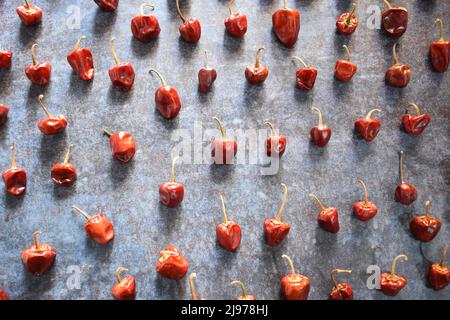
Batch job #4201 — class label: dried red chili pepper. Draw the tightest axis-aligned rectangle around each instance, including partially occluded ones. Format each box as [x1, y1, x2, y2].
[103, 128, 136, 163]
[336, 3, 358, 35]
[329, 269, 353, 300]
[25, 44, 51, 85]
[94, 0, 118, 12]
[264, 183, 290, 247]
[108, 38, 135, 91]
[265, 122, 287, 158]
[0, 104, 9, 126]
[16, 0, 42, 26]
[156, 245, 189, 280]
[230, 280, 256, 300]
[224, 0, 247, 38]
[386, 43, 411, 88]
[272, 0, 300, 48]
[198, 51, 217, 93]
[189, 273, 206, 300]
[149, 68, 182, 120]
[382, 0, 408, 38]
[310, 107, 332, 147]
[291, 56, 317, 91]
[0, 47, 13, 69]
[245, 47, 268, 85]
[216, 195, 241, 252]
[2, 144, 26, 196]
[0, 289, 8, 300]
[176, 0, 201, 44]
[131, 3, 160, 42]
[111, 267, 136, 300]
[395, 151, 417, 205]
[380, 254, 408, 296]
[67, 36, 95, 81]
[335, 45, 357, 81]
[211, 117, 238, 165]
[402, 103, 431, 136]
[354, 109, 382, 142]
[21, 231, 56, 276]
[280, 254, 310, 300]
[309, 193, 339, 233]
[71, 205, 115, 245]
[353, 179, 378, 222]
[430, 19, 450, 73]
[159, 157, 184, 208]
[428, 245, 449, 291]
[410, 200, 441, 242]
[37, 95, 68, 135]
[51, 144, 77, 186]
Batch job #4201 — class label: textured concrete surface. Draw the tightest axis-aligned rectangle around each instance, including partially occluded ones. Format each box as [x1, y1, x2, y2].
[0, 0, 449, 300]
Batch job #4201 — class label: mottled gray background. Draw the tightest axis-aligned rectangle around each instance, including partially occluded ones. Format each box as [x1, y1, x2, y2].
[0, 0, 448, 300]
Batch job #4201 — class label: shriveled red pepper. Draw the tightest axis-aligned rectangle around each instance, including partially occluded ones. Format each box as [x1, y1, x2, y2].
[112, 267, 136, 300]
[430, 19, 450, 73]
[395, 151, 417, 205]
[51, 144, 77, 186]
[156, 245, 189, 280]
[0, 48, 13, 69]
[245, 47, 268, 85]
[176, 0, 201, 44]
[216, 195, 241, 252]
[67, 36, 95, 81]
[149, 68, 182, 120]
[402, 103, 431, 136]
[198, 51, 217, 93]
[309, 193, 339, 233]
[131, 4, 161, 43]
[380, 254, 408, 296]
[329, 269, 353, 300]
[71, 205, 115, 245]
[103, 128, 136, 163]
[264, 183, 290, 247]
[159, 157, 184, 208]
[265, 122, 287, 158]
[2, 144, 26, 196]
[382, 0, 408, 38]
[94, 0, 118, 12]
[211, 117, 238, 165]
[386, 43, 411, 88]
[353, 179, 378, 222]
[410, 200, 441, 242]
[224, 0, 247, 38]
[336, 3, 358, 35]
[291, 56, 317, 91]
[354, 109, 382, 142]
[16, 0, 42, 26]
[21, 231, 56, 276]
[310, 107, 331, 147]
[280, 254, 310, 300]
[189, 273, 206, 300]
[0, 289, 9, 300]
[108, 38, 135, 91]
[335, 45, 357, 81]
[272, 0, 300, 48]
[0, 104, 9, 126]
[25, 44, 51, 85]
[37, 95, 67, 135]
[428, 245, 449, 291]
[230, 280, 256, 300]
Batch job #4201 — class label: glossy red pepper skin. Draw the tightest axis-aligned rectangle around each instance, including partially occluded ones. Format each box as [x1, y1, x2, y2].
[281, 273, 310, 300]
[272, 5, 300, 48]
[336, 13, 358, 35]
[21, 243, 56, 276]
[179, 18, 202, 44]
[94, 0, 118, 12]
[265, 135, 287, 158]
[108, 131, 136, 163]
[310, 126, 331, 147]
[154, 86, 182, 120]
[156, 246, 189, 280]
[382, 6, 408, 38]
[109, 63, 135, 91]
[386, 64, 411, 88]
[410, 216, 441, 242]
[430, 41, 450, 73]
[131, 14, 160, 42]
[159, 182, 184, 208]
[216, 221, 241, 252]
[245, 64, 268, 85]
[0, 105, 9, 126]
[354, 118, 381, 142]
[0, 50, 13, 68]
[198, 67, 217, 93]
[380, 273, 407, 296]
[353, 201, 378, 222]
[211, 140, 238, 165]
[25, 62, 51, 85]
[402, 112, 431, 136]
[428, 263, 449, 291]
[112, 276, 135, 300]
[16, 2, 42, 26]
[225, 13, 247, 38]
[317, 208, 340, 233]
[335, 60, 357, 81]
[84, 213, 115, 245]
[38, 116, 68, 135]
[0, 289, 9, 300]
[264, 218, 290, 247]
[395, 183, 417, 205]
[2, 168, 26, 196]
[329, 283, 354, 300]
[295, 67, 317, 91]
[51, 163, 77, 186]
[67, 48, 95, 81]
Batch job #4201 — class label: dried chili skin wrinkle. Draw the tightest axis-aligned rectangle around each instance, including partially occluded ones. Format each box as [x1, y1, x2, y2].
[72, 206, 115, 245]
[402, 104, 431, 136]
[231, 281, 256, 300]
[0, 104, 9, 126]
[25, 44, 51, 85]
[0, 49, 13, 69]
[216, 195, 242, 252]
[264, 183, 290, 247]
[310, 194, 340, 233]
[0, 289, 9, 300]
[291, 56, 317, 91]
[329, 269, 353, 300]
[280, 255, 310, 300]
[354, 109, 382, 142]
[335, 45, 357, 81]
[36, 95, 68, 135]
[310, 107, 331, 147]
[380, 255, 408, 296]
[336, 4, 358, 35]
[272, 0, 300, 48]
[410, 200, 441, 242]
[149, 69, 182, 120]
[67, 36, 95, 81]
[225, 0, 247, 38]
[430, 19, 450, 73]
[198, 51, 217, 93]
[112, 268, 136, 300]
[94, 0, 119, 12]
[17, 0, 42, 26]
[104, 128, 136, 163]
[131, 4, 161, 42]
[51, 144, 77, 186]
[176, 0, 201, 44]
[245, 48, 268, 85]
[21, 231, 56, 276]
[159, 157, 184, 208]
[265, 122, 287, 158]
[382, 0, 408, 38]
[2, 144, 26, 196]
[395, 151, 417, 205]
[428, 245, 449, 291]
[108, 38, 135, 91]
[353, 180, 378, 222]
[211, 117, 238, 165]
[156, 246, 189, 280]
[386, 44, 411, 88]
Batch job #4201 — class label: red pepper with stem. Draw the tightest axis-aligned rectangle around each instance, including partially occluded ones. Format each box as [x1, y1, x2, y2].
[103, 128, 136, 163]
[211, 117, 238, 165]
[402, 103, 431, 136]
[280, 254, 310, 300]
[2, 144, 26, 196]
[310, 107, 332, 147]
[410, 200, 441, 242]
[428, 244, 449, 291]
[395, 151, 417, 205]
[336, 3, 358, 35]
[131, 3, 161, 42]
[224, 0, 247, 38]
[111, 267, 136, 300]
[156, 246, 189, 280]
[245, 47, 268, 85]
[0, 46, 13, 69]
[265, 122, 287, 158]
[67, 36, 95, 81]
[354, 109, 382, 142]
[51, 144, 77, 186]
[329, 269, 353, 300]
[108, 38, 135, 91]
[37, 95, 68, 135]
[149, 68, 182, 120]
[291, 56, 317, 91]
[230, 280, 256, 300]
[309, 193, 340, 233]
[25, 44, 51, 85]
[94, 0, 119, 12]
[175, 0, 201, 44]
[430, 19, 450, 73]
[382, 0, 408, 38]
[386, 43, 411, 88]
[159, 157, 184, 208]
[71, 205, 115, 245]
[189, 273, 206, 300]
[0, 289, 8, 300]
[264, 183, 290, 247]
[216, 195, 242, 252]
[380, 254, 408, 296]
[335, 45, 357, 81]
[0, 104, 9, 126]
[21, 231, 56, 276]
[198, 50, 217, 93]
[353, 179, 378, 222]
[16, 0, 42, 26]
[272, 0, 300, 48]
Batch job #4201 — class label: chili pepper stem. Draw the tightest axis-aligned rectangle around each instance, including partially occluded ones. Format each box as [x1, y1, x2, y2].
[311, 107, 324, 129]
[330, 269, 352, 290]
[230, 280, 248, 298]
[291, 56, 308, 68]
[228, 0, 234, 16]
[440, 244, 449, 268]
[383, 0, 392, 9]
[25, 0, 31, 8]
[281, 254, 296, 275]
[31, 43, 38, 65]
[109, 37, 120, 66]
[175, 0, 186, 23]
[33, 230, 41, 250]
[220, 194, 229, 225]
[64, 144, 74, 164]
[275, 183, 288, 222]
[213, 117, 227, 140]
[424, 200, 431, 221]
[103, 128, 113, 137]
[399, 151, 405, 184]
[435, 19, 446, 42]
[264, 121, 277, 136]
[309, 193, 327, 211]
[254, 48, 265, 68]
[37, 95, 52, 118]
[10, 144, 17, 169]
[149, 68, 168, 87]
[169, 156, 179, 183]
[345, 4, 357, 25]
[160, 250, 171, 261]
[366, 109, 381, 120]
[391, 254, 408, 275]
[189, 273, 198, 300]
[407, 103, 421, 116]
[74, 36, 86, 50]
[71, 205, 91, 220]
[392, 43, 399, 65]
[140, 3, 155, 16]
[343, 45, 351, 62]
[357, 179, 369, 206]
[115, 267, 128, 283]
[284, 0, 288, 9]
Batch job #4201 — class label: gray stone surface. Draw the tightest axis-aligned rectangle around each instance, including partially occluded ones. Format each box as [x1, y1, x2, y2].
[0, 0, 449, 300]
